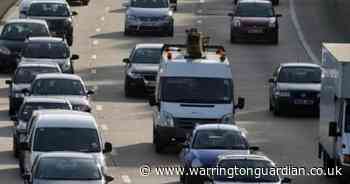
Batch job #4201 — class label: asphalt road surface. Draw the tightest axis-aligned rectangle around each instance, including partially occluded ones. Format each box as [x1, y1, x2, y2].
[0, 0, 348, 183]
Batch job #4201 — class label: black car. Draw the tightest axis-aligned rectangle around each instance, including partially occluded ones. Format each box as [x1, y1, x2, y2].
[123, 44, 163, 97]
[268, 63, 321, 115]
[12, 97, 72, 158]
[6, 62, 61, 116]
[0, 19, 50, 69]
[26, 0, 78, 46]
[229, 0, 282, 44]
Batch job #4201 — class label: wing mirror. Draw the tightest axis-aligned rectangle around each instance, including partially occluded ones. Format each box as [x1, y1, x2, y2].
[228, 12, 234, 17]
[123, 58, 130, 63]
[71, 54, 79, 60]
[22, 88, 30, 95]
[122, 1, 130, 7]
[23, 172, 32, 182]
[105, 175, 114, 183]
[148, 94, 159, 106]
[249, 146, 259, 151]
[87, 90, 95, 95]
[5, 80, 12, 85]
[103, 142, 113, 153]
[71, 11, 78, 16]
[235, 97, 245, 109]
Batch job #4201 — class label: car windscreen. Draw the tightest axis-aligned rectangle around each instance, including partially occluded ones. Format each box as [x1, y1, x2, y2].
[132, 48, 162, 64]
[19, 102, 70, 122]
[27, 3, 70, 17]
[192, 129, 248, 150]
[35, 157, 102, 180]
[14, 67, 60, 84]
[32, 79, 85, 96]
[214, 159, 279, 182]
[161, 77, 233, 104]
[130, 0, 169, 8]
[23, 42, 69, 59]
[236, 3, 274, 17]
[277, 67, 321, 83]
[0, 23, 49, 40]
[33, 128, 101, 152]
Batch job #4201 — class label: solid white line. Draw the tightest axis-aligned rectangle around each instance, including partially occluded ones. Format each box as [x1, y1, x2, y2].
[289, 0, 319, 63]
[197, 19, 203, 24]
[122, 175, 132, 183]
[92, 40, 99, 45]
[100, 124, 109, 131]
[91, 54, 97, 59]
[100, 16, 105, 21]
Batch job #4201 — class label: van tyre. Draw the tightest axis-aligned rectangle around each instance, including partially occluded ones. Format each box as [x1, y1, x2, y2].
[273, 102, 280, 116]
[153, 131, 165, 153]
[230, 32, 236, 43]
[167, 23, 174, 37]
[13, 137, 19, 158]
[271, 31, 278, 44]
[124, 83, 133, 97]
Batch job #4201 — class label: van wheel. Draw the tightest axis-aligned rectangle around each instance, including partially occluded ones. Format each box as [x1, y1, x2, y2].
[269, 98, 273, 112]
[323, 152, 335, 177]
[154, 132, 164, 153]
[13, 137, 19, 158]
[273, 103, 280, 116]
[230, 32, 236, 43]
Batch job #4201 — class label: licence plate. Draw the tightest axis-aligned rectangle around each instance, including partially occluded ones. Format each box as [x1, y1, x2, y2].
[142, 22, 156, 26]
[248, 29, 263, 34]
[294, 99, 314, 105]
[145, 81, 156, 87]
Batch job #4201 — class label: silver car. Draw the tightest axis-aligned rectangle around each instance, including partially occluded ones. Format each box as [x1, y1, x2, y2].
[123, 0, 174, 36]
[24, 152, 114, 184]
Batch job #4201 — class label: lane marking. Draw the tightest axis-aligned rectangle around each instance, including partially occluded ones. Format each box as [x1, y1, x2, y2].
[200, 0, 205, 3]
[96, 28, 101, 32]
[105, 6, 111, 11]
[96, 105, 103, 111]
[91, 69, 97, 74]
[91, 54, 97, 60]
[100, 16, 105, 21]
[121, 175, 132, 183]
[92, 40, 99, 45]
[93, 85, 99, 91]
[289, 0, 319, 63]
[100, 124, 109, 131]
[197, 19, 203, 24]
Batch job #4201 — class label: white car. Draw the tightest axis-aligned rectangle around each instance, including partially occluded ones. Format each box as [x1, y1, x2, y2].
[207, 154, 292, 184]
[20, 110, 113, 175]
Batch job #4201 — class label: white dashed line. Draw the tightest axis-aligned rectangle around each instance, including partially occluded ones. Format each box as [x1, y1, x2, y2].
[100, 16, 105, 21]
[92, 40, 99, 45]
[91, 69, 97, 74]
[197, 19, 203, 24]
[197, 9, 203, 14]
[96, 28, 101, 32]
[199, 0, 205, 3]
[100, 124, 109, 131]
[91, 54, 97, 60]
[96, 105, 103, 111]
[121, 175, 132, 183]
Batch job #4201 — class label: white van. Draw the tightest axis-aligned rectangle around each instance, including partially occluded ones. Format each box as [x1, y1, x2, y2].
[149, 44, 245, 152]
[20, 110, 112, 174]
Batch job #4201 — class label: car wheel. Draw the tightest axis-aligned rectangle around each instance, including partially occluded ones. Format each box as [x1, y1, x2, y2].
[154, 132, 165, 153]
[9, 104, 15, 116]
[271, 31, 279, 44]
[323, 153, 335, 177]
[230, 31, 236, 43]
[273, 101, 280, 116]
[124, 82, 133, 97]
[167, 22, 174, 37]
[13, 137, 19, 158]
[67, 36, 73, 46]
[124, 28, 131, 36]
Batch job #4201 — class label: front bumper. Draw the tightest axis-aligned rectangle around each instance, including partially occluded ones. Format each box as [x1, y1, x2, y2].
[125, 20, 172, 32]
[231, 26, 277, 41]
[125, 75, 156, 93]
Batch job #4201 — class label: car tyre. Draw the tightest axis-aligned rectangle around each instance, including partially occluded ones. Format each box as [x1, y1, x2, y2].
[124, 82, 134, 97]
[124, 28, 131, 36]
[167, 22, 174, 37]
[13, 137, 19, 158]
[273, 101, 280, 116]
[153, 131, 165, 153]
[9, 104, 15, 116]
[230, 31, 236, 43]
[67, 35, 73, 46]
[323, 152, 335, 177]
[271, 31, 279, 44]
[269, 98, 273, 112]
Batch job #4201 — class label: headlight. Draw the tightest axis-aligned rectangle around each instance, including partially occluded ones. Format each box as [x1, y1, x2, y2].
[0, 46, 11, 55]
[159, 111, 174, 127]
[275, 91, 290, 97]
[127, 69, 143, 79]
[127, 15, 137, 21]
[268, 18, 276, 28]
[221, 113, 234, 124]
[191, 158, 203, 168]
[233, 18, 241, 27]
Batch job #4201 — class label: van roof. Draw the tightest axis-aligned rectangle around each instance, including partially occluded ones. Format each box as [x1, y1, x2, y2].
[35, 110, 97, 129]
[323, 43, 350, 62]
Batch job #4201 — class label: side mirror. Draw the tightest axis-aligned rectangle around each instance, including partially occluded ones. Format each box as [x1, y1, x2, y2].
[123, 58, 130, 64]
[227, 12, 234, 17]
[249, 146, 259, 151]
[21, 142, 30, 151]
[281, 177, 292, 183]
[22, 88, 30, 95]
[268, 78, 275, 83]
[235, 97, 245, 109]
[103, 142, 113, 153]
[71, 11, 78, 16]
[105, 175, 114, 183]
[23, 172, 32, 181]
[11, 115, 18, 121]
[329, 121, 339, 137]
[71, 54, 79, 60]
[20, 10, 27, 15]
[87, 90, 95, 95]
[122, 1, 130, 7]
[276, 14, 282, 18]
[148, 95, 158, 106]
[5, 80, 12, 85]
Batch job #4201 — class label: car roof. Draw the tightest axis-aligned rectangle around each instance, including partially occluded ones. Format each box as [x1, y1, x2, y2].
[17, 61, 60, 68]
[30, 0, 68, 4]
[34, 110, 97, 129]
[280, 62, 321, 68]
[194, 124, 242, 132]
[34, 73, 82, 81]
[38, 151, 96, 159]
[135, 43, 164, 49]
[218, 154, 273, 163]
[5, 19, 47, 25]
[27, 37, 65, 43]
[23, 96, 70, 104]
[238, 0, 272, 4]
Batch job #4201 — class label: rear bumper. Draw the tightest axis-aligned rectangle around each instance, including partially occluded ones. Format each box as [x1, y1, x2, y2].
[125, 21, 172, 33]
[231, 27, 277, 40]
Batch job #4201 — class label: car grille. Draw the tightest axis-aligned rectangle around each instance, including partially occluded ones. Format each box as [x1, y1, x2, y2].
[241, 22, 268, 28]
[135, 71, 157, 81]
[290, 91, 319, 99]
[138, 17, 162, 22]
[174, 118, 220, 129]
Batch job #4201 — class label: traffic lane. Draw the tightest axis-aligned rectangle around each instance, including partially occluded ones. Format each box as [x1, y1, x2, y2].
[0, 0, 17, 18]
[293, 0, 350, 61]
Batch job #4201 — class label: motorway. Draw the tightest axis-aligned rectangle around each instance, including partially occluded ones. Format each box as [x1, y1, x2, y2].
[0, 0, 347, 183]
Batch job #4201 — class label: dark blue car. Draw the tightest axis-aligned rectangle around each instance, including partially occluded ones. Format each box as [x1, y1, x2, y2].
[179, 124, 259, 184]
